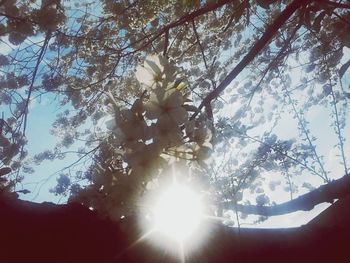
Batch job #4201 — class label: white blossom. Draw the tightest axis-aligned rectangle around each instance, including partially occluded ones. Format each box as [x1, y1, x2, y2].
[144, 89, 188, 126]
[135, 54, 176, 89]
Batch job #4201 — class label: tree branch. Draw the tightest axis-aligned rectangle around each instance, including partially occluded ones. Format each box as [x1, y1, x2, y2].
[192, 19, 208, 70]
[222, 174, 350, 216]
[281, 76, 329, 182]
[191, 0, 311, 120]
[247, 20, 302, 108]
[22, 31, 52, 137]
[119, 0, 233, 54]
[321, 0, 350, 10]
[329, 83, 348, 175]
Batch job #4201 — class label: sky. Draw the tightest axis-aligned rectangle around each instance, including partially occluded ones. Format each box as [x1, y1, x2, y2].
[17, 96, 75, 203]
[1, 4, 350, 229]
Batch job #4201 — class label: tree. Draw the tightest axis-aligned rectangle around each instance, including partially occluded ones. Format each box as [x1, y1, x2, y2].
[1, 0, 350, 229]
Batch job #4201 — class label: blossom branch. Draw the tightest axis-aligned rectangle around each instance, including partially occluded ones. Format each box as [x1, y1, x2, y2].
[191, 0, 311, 120]
[329, 83, 348, 175]
[221, 173, 350, 216]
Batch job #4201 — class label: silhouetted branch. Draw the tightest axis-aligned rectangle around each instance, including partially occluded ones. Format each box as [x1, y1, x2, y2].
[321, 0, 350, 10]
[329, 83, 348, 175]
[228, 124, 324, 178]
[222, 174, 350, 216]
[22, 31, 52, 137]
[192, 19, 208, 70]
[281, 76, 329, 182]
[191, 0, 311, 120]
[247, 20, 302, 108]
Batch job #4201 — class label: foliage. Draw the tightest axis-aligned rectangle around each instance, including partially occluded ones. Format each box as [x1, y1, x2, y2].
[0, 0, 350, 224]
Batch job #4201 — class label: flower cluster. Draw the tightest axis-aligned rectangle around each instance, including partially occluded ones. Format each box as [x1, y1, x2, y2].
[107, 55, 212, 170]
[74, 54, 213, 219]
[135, 54, 176, 90]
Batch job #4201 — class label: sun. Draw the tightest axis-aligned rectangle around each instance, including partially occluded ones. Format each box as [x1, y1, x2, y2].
[137, 181, 211, 260]
[152, 183, 203, 242]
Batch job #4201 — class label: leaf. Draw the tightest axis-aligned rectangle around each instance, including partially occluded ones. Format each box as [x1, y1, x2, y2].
[8, 32, 26, 45]
[302, 182, 316, 191]
[256, 194, 269, 206]
[322, 84, 332, 96]
[2, 144, 19, 165]
[17, 189, 31, 194]
[0, 167, 11, 177]
[0, 55, 9, 66]
[183, 104, 198, 112]
[340, 30, 350, 48]
[174, 81, 187, 92]
[256, 0, 278, 9]
[234, 0, 248, 22]
[181, 0, 200, 8]
[339, 59, 350, 79]
[306, 63, 315, 73]
[255, 187, 264, 194]
[195, 145, 213, 160]
[303, 8, 312, 28]
[313, 11, 326, 33]
[235, 191, 243, 201]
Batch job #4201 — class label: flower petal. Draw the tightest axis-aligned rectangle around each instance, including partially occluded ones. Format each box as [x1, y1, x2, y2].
[169, 106, 188, 125]
[105, 118, 116, 130]
[145, 58, 162, 76]
[135, 65, 155, 87]
[144, 102, 162, 120]
[165, 90, 184, 108]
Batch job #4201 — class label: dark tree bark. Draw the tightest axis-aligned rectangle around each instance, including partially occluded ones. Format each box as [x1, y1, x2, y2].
[222, 174, 350, 216]
[1, 193, 350, 263]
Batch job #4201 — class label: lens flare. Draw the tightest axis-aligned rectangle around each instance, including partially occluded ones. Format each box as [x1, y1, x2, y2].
[153, 184, 203, 241]
[139, 180, 212, 261]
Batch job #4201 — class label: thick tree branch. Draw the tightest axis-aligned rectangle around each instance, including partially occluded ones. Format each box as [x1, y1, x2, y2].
[191, 0, 311, 120]
[246, 21, 302, 107]
[321, 0, 350, 10]
[222, 174, 350, 216]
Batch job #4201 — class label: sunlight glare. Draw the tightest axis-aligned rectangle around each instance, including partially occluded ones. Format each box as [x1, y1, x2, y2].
[153, 184, 203, 241]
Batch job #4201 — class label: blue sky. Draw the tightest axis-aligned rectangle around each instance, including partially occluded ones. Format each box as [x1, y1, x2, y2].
[17, 96, 74, 203]
[1, 4, 350, 229]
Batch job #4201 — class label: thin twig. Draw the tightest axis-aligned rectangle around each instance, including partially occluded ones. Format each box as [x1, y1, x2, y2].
[329, 83, 348, 175]
[281, 80, 329, 182]
[22, 31, 52, 137]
